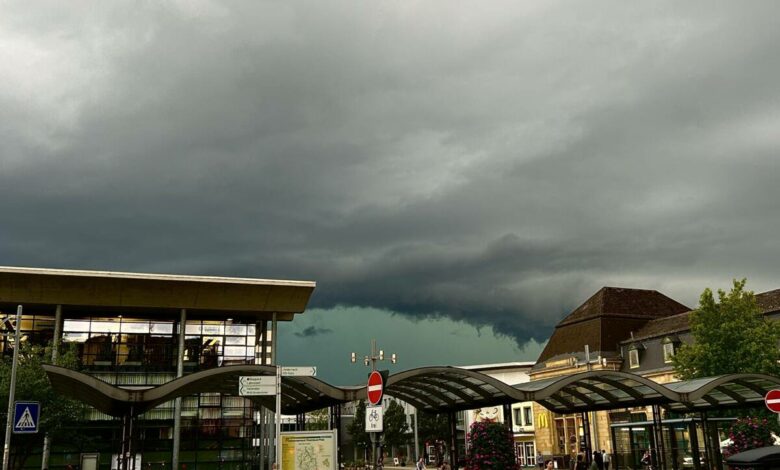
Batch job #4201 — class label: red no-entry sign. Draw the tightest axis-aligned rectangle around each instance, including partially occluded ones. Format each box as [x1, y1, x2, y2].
[765, 390, 780, 413]
[367, 370, 384, 405]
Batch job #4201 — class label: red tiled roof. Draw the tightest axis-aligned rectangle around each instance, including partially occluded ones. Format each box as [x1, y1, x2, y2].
[558, 287, 691, 327]
[536, 287, 690, 364]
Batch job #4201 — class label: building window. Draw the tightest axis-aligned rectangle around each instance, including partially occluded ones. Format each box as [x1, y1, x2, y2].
[523, 406, 533, 427]
[514, 408, 523, 427]
[524, 442, 536, 466]
[628, 348, 640, 368]
[662, 339, 675, 363]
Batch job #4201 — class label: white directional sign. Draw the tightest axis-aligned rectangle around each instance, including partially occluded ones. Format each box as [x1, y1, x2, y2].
[239, 376, 277, 396]
[281, 366, 317, 377]
[365, 405, 383, 432]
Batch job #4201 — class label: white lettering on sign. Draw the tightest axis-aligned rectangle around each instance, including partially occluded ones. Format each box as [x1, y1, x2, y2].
[239, 376, 277, 396]
[281, 366, 317, 377]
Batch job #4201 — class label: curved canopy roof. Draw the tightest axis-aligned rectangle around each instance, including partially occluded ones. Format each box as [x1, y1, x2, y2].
[664, 373, 780, 412]
[43, 364, 347, 417]
[515, 371, 681, 414]
[354, 366, 527, 412]
[43, 364, 780, 417]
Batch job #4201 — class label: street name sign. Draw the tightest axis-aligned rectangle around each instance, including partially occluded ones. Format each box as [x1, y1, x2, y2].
[13, 401, 40, 434]
[239, 376, 276, 396]
[766, 390, 780, 412]
[367, 370, 384, 405]
[281, 366, 317, 377]
[365, 405, 383, 432]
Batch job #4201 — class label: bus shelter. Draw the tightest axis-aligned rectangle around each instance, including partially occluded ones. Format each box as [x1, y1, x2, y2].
[45, 365, 780, 470]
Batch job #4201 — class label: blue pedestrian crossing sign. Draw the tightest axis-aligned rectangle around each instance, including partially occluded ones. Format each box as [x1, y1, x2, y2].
[13, 402, 40, 434]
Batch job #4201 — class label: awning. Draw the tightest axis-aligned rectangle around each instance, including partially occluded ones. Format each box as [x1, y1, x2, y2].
[43, 364, 348, 417]
[44, 364, 780, 417]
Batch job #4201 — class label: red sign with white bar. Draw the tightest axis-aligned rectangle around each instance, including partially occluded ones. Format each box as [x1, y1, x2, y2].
[765, 390, 780, 413]
[367, 370, 384, 405]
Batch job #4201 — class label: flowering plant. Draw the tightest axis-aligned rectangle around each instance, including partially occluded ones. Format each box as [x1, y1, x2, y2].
[723, 416, 775, 458]
[465, 421, 519, 469]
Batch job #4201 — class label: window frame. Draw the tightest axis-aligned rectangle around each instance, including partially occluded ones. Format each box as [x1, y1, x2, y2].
[628, 347, 640, 369]
[662, 338, 676, 363]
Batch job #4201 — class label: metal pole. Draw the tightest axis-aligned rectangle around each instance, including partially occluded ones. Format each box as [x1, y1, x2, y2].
[275, 365, 281, 470]
[272, 313, 279, 470]
[173, 309, 187, 470]
[449, 412, 458, 470]
[42, 305, 62, 470]
[2, 305, 23, 470]
[414, 409, 419, 462]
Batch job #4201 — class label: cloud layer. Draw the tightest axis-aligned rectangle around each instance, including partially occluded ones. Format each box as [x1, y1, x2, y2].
[2, 2, 780, 347]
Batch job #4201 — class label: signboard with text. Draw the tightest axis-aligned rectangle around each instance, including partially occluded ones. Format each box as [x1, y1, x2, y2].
[280, 430, 337, 470]
[282, 366, 317, 377]
[239, 376, 276, 396]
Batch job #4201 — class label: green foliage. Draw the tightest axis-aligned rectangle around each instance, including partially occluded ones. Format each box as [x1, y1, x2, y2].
[383, 400, 410, 450]
[417, 411, 450, 444]
[0, 341, 88, 469]
[673, 279, 780, 380]
[347, 400, 370, 450]
[465, 421, 518, 469]
[723, 416, 775, 457]
[307, 408, 329, 430]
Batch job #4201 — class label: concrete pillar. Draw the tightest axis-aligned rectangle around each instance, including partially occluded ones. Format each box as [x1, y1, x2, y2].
[51, 305, 62, 363]
[449, 411, 458, 470]
[172, 309, 187, 470]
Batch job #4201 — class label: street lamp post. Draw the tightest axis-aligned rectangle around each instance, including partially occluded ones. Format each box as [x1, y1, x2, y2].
[351, 340, 396, 469]
[2, 305, 23, 470]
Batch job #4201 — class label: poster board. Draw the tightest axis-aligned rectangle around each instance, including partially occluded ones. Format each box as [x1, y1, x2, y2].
[281, 430, 338, 470]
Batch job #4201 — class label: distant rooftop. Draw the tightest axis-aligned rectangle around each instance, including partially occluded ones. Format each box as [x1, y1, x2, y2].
[459, 361, 535, 371]
[536, 287, 690, 365]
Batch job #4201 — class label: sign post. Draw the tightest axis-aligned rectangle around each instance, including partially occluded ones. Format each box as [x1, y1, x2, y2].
[239, 367, 315, 470]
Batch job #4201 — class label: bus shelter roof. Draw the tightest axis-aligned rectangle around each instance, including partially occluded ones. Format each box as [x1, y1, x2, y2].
[43, 364, 780, 417]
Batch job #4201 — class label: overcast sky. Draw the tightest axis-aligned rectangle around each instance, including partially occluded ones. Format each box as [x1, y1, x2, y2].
[2, 1, 780, 384]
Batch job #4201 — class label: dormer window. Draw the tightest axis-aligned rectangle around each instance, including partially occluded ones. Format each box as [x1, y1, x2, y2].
[662, 336, 677, 363]
[628, 343, 641, 369]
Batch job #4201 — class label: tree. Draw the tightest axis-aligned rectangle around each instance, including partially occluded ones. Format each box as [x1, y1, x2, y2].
[673, 279, 780, 379]
[347, 400, 370, 461]
[382, 400, 410, 460]
[0, 342, 88, 469]
[465, 421, 517, 470]
[417, 411, 449, 444]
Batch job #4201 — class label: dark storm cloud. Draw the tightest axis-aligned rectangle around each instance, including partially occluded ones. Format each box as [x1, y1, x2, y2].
[2, 1, 780, 347]
[294, 326, 333, 338]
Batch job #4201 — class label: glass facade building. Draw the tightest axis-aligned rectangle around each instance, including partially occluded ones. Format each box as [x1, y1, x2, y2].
[0, 267, 315, 470]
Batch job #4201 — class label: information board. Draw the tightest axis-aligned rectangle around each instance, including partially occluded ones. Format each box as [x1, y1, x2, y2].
[280, 430, 337, 470]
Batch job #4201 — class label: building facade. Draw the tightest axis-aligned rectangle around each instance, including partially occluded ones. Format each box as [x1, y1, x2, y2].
[529, 286, 780, 470]
[0, 267, 315, 470]
[461, 363, 537, 467]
